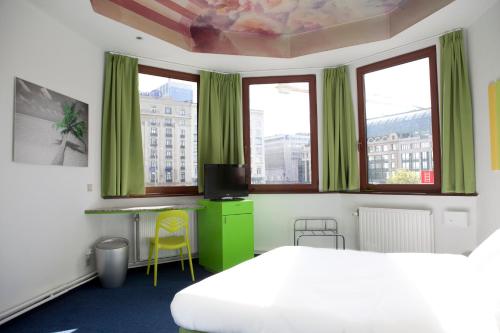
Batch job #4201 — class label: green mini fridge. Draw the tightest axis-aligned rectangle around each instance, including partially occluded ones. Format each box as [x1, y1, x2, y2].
[197, 199, 254, 272]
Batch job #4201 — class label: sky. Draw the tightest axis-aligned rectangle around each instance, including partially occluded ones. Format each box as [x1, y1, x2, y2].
[364, 58, 431, 119]
[138, 58, 430, 135]
[138, 73, 198, 103]
[250, 82, 310, 137]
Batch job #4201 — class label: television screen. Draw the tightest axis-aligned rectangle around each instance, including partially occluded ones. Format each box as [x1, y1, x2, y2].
[204, 164, 249, 200]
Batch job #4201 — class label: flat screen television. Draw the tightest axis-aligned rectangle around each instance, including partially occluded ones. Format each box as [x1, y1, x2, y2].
[204, 164, 249, 200]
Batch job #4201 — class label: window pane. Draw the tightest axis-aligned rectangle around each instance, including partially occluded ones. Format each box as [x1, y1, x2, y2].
[139, 73, 197, 187]
[249, 82, 311, 185]
[364, 58, 434, 185]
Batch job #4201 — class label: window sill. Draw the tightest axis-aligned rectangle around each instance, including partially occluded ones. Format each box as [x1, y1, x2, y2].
[103, 186, 200, 199]
[102, 193, 203, 199]
[329, 190, 478, 197]
[103, 190, 478, 198]
[249, 184, 319, 194]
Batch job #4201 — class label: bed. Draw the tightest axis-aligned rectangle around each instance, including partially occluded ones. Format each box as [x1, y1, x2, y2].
[171, 231, 500, 333]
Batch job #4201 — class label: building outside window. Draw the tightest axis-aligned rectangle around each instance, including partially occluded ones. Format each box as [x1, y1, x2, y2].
[243, 75, 318, 192]
[357, 46, 441, 192]
[139, 65, 199, 195]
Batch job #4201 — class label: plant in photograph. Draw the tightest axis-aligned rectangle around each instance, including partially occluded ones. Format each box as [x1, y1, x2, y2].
[52, 103, 87, 165]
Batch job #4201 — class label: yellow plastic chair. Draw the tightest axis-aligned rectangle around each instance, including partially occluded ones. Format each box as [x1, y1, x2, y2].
[146, 210, 195, 286]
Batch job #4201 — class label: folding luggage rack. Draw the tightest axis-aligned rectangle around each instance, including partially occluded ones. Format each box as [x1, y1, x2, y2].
[294, 218, 345, 249]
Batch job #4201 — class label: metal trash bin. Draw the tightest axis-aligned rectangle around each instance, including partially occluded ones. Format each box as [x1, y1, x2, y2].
[95, 237, 129, 288]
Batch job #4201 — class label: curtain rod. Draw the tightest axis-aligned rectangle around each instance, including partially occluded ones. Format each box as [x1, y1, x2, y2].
[108, 28, 463, 75]
[106, 51, 230, 74]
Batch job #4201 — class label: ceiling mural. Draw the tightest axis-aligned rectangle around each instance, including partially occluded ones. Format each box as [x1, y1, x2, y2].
[90, 0, 454, 58]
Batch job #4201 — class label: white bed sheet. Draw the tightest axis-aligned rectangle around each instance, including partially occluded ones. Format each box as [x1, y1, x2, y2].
[171, 246, 498, 333]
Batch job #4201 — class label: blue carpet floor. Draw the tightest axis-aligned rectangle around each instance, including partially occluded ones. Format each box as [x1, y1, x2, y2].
[1, 260, 212, 333]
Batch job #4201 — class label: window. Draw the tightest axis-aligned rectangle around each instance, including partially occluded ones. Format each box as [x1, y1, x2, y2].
[242, 75, 318, 193]
[139, 65, 199, 196]
[357, 46, 441, 193]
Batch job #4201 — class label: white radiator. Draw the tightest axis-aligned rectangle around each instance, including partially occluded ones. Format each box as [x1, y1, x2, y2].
[138, 212, 197, 261]
[358, 207, 434, 253]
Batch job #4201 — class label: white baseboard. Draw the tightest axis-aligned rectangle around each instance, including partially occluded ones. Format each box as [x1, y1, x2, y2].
[0, 255, 201, 325]
[0, 251, 256, 325]
[0, 272, 97, 325]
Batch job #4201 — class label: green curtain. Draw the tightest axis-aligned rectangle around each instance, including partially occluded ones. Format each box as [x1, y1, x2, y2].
[198, 71, 244, 192]
[101, 53, 145, 196]
[440, 31, 476, 193]
[322, 66, 359, 191]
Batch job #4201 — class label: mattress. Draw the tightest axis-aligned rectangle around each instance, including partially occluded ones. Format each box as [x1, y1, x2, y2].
[171, 246, 498, 333]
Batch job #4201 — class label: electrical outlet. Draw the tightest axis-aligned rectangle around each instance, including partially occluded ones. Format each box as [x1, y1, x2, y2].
[443, 211, 468, 228]
[87, 184, 93, 192]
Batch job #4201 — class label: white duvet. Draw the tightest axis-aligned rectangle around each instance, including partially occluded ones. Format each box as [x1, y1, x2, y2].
[171, 246, 498, 333]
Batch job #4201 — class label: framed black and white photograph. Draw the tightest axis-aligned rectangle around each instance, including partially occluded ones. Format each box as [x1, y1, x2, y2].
[13, 77, 88, 167]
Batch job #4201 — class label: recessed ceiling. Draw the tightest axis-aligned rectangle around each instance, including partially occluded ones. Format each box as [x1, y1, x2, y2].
[90, 0, 454, 58]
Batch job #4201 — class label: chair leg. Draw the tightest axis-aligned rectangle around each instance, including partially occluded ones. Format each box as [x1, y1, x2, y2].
[179, 247, 185, 271]
[146, 242, 153, 275]
[154, 245, 159, 287]
[186, 244, 195, 282]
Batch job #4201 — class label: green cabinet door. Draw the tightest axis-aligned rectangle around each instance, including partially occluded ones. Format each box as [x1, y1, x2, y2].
[222, 213, 254, 270]
[197, 202, 223, 272]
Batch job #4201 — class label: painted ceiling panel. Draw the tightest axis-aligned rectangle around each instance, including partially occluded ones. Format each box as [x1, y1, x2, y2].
[90, 0, 454, 57]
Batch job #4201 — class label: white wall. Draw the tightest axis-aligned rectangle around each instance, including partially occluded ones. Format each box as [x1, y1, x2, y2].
[0, 0, 104, 316]
[468, 0, 500, 242]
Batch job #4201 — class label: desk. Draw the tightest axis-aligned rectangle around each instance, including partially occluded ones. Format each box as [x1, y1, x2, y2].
[85, 204, 203, 264]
